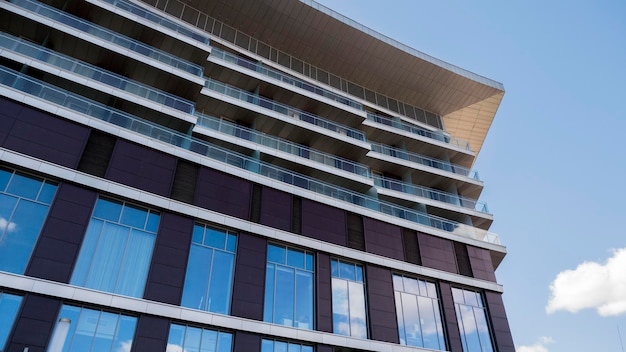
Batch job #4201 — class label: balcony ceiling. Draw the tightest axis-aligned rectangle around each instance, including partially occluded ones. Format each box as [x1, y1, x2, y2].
[180, 0, 505, 155]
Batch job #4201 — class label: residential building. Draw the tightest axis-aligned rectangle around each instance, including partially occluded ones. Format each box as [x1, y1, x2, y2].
[0, 0, 513, 351]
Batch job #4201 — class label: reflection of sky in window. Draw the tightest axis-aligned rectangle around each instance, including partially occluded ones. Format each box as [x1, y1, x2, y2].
[53, 305, 137, 352]
[0, 292, 23, 350]
[167, 323, 232, 352]
[452, 287, 494, 352]
[331, 259, 367, 338]
[394, 274, 445, 350]
[0, 168, 57, 274]
[261, 339, 313, 352]
[264, 244, 314, 329]
[182, 224, 236, 314]
[70, 198, 158, 297]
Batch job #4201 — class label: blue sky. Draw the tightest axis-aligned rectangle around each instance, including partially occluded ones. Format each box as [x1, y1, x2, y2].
[314, 1, 626, 351]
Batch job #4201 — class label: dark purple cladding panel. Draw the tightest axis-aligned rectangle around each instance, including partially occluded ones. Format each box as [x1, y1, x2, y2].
[301, 199, 347, 246]
[259, 187, 292, 232]
[316, 252, 333, 333]
[439, 282, 463, 352]
[132, 315, 171, 352]
[194, 167, 252, 219]
[0, 97, 89, 168]
[418, 233, 459, 274]
[468, 245, 497, 282]
[363, 217, 404, 260]
[26, 183, 98, 283]
[144, 212, 194, 305]
[106, 140, 178, 197]
[6, 294, 61, 352]
[231, 233, 267, 320]
[485, 291, 516, 352]
[364, 264, 399, 344]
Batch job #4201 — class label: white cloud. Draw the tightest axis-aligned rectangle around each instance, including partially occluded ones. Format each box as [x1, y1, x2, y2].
[116, 340, 132, 352]
[166, 344, 187, 352]
[546, 247, 626, 316]
[0, 217, 17, 233]
[517, 336, 554, 352]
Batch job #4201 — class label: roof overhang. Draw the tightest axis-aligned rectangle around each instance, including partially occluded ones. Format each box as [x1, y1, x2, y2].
[183, 0, 505, 155]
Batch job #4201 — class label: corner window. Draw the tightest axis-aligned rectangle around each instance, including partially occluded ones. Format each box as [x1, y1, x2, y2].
[331, 259, 367, 338]
[0, 292, 23, 351]
[261, 339, 313, 352]
[181, 224, 237, 314]
[263, 243, 314, 329]
[452, 288, 494, 352]
[0, 167, 57, 274]
[393, 274, 446, 350]
[71, 197, 159, 298]
[167, 323, 232, 352]
[50, 305, 137, 352]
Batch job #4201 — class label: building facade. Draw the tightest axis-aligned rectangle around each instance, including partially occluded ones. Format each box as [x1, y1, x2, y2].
[0, 0, 513, 351]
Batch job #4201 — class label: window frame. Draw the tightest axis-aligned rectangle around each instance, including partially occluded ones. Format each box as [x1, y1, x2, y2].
[70, 196, 160, 298]
[452, 287, 496, 352]
[263, 242, 315, 330]
[392, 273, 447, 350]
[330, 258, 368, 339]
[180, 223, 238, 314]
[0, 167, 58, 274]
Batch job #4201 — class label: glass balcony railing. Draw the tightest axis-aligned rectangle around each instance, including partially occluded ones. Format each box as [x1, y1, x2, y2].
[366, 112, 472, 151]
[0, 32, 195, 114]
[373, 175, 489, 214]
[195, 112, 370, 178]
[204, 78, 367, 142]
[99, 0, 210, 44]
[7, 0, 203, 76]
[0, 66, 499, 245]
[370, 142, 479, 180]
[210, 48, 363, 110]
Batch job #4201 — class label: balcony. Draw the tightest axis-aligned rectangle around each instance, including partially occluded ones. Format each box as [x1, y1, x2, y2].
[0, 32, 195, 115]
[210, 47, 363, 110]
[194, 113, 370, 180]
[373, 175, 489, 214]
[94, 0, 210, 45]
[203, 78, 366, 142]
[4, 0, 203, 77]
[370, 143, 478, 179]
[0, 65, 500, 246]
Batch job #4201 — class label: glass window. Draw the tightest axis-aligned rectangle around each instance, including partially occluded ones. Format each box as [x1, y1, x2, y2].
[50, 305, 137, 352]
[181, 224, 237, 314]
[167, 323, 232, 352]
[331, 259, 367, 338]
[0, 167, 57, 274]
[393, 274, 446, 350]
[71, 197, 159, 298]
[263, 243, 314, 329]
[261, 339, 313, 352]
[0, 291, 23, 350]
[452, 288, 494, 352]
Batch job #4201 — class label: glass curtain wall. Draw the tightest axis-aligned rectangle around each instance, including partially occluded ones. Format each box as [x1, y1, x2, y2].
[167, 323, 233, 352]
[331, 259, 367, 338]
[71, 197, 159, 298]
[181, 224, 237, 314]
[263, 243, 314, 329]
[0, 167, 57, 274]
[393, 274, 446, 350]
[452, 287, 495, 352]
